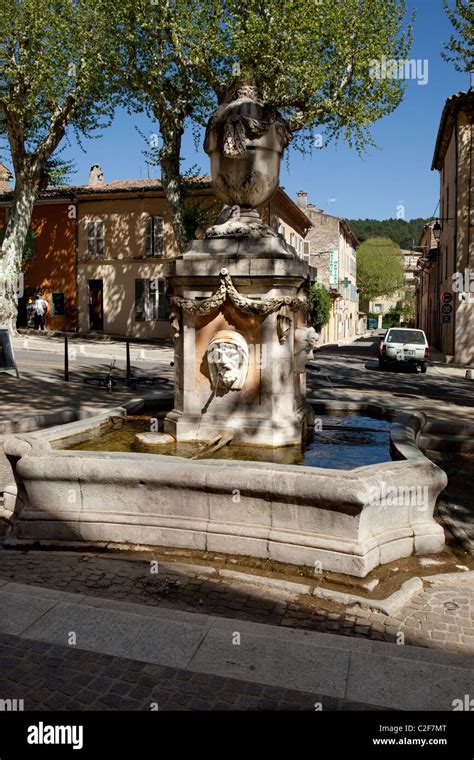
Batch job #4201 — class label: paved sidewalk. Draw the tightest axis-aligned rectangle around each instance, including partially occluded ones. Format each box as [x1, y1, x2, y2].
[0, 550, 471, 655]
[0, 580, 472, 711]
[0, 633, 359, 712]
[13, 333, 174, 363]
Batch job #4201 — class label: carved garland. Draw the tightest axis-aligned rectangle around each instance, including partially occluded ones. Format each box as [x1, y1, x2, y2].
[169, 269, 310, 340]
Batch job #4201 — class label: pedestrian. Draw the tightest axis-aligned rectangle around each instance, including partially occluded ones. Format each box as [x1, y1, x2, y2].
[33, 292, 48, 331]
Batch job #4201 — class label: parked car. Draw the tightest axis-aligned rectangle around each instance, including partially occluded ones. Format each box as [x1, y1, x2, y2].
[379, 328, 429, 373]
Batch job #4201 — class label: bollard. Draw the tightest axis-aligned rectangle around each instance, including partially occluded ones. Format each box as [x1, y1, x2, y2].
[126, 339, 131, 386]
[465, 369, 473, 380]
[64, 335, 69, 382]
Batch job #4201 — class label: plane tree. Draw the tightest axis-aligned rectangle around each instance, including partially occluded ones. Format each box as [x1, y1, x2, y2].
[0, 0, 120, 329]
[120, 0, 413, 252]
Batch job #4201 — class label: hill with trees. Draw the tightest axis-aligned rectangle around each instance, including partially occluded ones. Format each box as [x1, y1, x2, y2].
[347, 218, 428, 249]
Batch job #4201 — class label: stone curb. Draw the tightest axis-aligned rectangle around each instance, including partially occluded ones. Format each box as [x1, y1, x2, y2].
[314, 577, 424, 616]
[423, 570, 474, 584]
[218, 568, 313, 595]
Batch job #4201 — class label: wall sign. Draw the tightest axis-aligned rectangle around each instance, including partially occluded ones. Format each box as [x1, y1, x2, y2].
[441, 291, 453, 304]
[329, 250, 339, 286]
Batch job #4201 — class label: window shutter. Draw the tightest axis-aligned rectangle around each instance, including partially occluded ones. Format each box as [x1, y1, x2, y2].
[145, 217, 152, 256]
[95, 221, 104, 256]
[135, 279, 146, 321]
[87, 222, 95, 255]
[157, 279, 167, 320]
[87, 221, 104, 255]
[153, 217, 164, 256]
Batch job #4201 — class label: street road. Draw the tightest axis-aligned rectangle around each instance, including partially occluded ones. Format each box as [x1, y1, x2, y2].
[310, 337, 474, 414]
[8, 335, 474, 416]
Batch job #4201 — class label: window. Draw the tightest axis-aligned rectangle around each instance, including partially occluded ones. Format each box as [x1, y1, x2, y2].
[87, 220, 104, 256]
[387, 329, 426, 345]
[303, 241, 310, 260]
[135, 278, 168, 321]
[145, 216, 165, 256]
[51, 292, 65, 316]
[374, 304, 383, 313]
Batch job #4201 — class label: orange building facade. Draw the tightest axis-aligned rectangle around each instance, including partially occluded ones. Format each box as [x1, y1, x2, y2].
[0, 193, 77, 332]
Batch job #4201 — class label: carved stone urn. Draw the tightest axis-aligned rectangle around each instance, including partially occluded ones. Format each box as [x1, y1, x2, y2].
[204, 83, 292, 237]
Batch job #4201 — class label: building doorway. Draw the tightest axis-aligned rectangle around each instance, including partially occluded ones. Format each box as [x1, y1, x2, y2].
[88, 279, 103, 332]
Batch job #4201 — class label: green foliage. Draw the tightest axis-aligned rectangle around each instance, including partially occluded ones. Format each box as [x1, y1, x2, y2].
[309, 283, 331, 330]
[442, 0, 474, 73]
[383, 311, 400, 328]
[348, 218, 428, 249]
[0, 0, 120, 169]
[356, 237, 405, 305]
[117, 0, 412, 250]
[120, 0, 413, 147]
[224, 0, 413, 150]
[44, 152, 77, 187]
[396, 290, 416, 324]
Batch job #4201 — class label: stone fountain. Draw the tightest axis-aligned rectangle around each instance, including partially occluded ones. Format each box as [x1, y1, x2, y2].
[2, 83, 447, 576]
[164, 83, 317, 448]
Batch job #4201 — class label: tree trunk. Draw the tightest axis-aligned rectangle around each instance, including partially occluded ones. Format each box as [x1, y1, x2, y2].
[158, 120, 189, 253]
[0, 179, 39, 330]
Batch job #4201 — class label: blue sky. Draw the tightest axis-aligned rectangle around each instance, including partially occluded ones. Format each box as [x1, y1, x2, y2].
[60, 0, 470, 221]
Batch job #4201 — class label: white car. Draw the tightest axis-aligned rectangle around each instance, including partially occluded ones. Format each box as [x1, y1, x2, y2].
[379, 328, 429, 373]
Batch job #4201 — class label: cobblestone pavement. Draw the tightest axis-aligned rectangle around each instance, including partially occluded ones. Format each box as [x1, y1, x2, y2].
[0, 632, 383, 711]
[0, 550, 471, 655]
[345, 577, 474, 653]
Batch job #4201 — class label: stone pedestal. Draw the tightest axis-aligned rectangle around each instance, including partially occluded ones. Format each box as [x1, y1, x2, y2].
[164, 238, 313, 448]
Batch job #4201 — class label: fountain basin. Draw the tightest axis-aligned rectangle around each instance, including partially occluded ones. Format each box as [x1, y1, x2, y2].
[3, 399, 446, 577]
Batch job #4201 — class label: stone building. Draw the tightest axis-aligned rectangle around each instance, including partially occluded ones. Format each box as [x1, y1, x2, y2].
[0, 163, 12, 191]
[75, 173, 311, 339]
[417, 222, 439, 345]
[0, 168, 312, 338]
[417, 91, 474, 365]
[295, 191, 361, 343]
